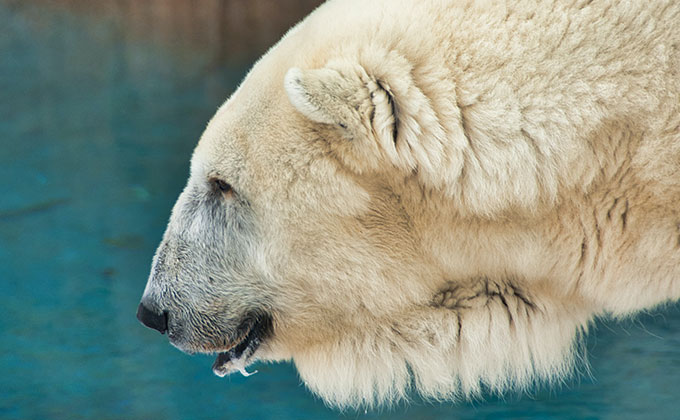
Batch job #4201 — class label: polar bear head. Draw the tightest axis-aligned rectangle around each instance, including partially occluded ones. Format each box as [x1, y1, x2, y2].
[137, 51, 453, 405]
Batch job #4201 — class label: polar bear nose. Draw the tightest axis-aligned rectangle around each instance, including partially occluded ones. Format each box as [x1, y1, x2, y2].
[136, 302, 168, 334]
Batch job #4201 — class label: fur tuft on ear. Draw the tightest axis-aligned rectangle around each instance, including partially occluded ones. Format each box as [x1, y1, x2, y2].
[284, 63, 396, 133]
[284, 61, 399, 173]
[284, 67, 339, 126]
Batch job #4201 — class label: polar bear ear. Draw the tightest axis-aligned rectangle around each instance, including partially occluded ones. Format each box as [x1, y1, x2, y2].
[284, 64, 397, 145]
[284, 67, 343, 126]
[285, 54, 457, 194]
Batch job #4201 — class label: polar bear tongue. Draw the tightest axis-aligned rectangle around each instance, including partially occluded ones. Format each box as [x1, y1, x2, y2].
[212, 314, 269, 377]
[212, 350, 258, 378]
[212, 352, 233, 377]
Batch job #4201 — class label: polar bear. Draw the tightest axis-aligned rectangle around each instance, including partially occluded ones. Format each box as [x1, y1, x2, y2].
[137, 0, 680, 409]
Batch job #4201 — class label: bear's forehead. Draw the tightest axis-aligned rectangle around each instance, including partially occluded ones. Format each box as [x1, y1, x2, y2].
[190, 94, 322, 197]
[188, 18, 337, 186]
[191, 113, 246, 182]
[187, 33, 349, 198]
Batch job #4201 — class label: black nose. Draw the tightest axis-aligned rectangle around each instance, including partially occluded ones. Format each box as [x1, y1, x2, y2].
[136, 302, 168, 334]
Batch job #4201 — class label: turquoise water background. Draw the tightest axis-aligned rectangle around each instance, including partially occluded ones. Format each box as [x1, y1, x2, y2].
[1, 2, 679, 419]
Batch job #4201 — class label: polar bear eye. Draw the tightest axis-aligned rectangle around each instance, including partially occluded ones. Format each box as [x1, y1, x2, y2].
[210, 178, 233, 196]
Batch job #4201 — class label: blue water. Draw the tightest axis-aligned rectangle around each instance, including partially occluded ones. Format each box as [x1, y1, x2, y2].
[1, 2, 679, 419]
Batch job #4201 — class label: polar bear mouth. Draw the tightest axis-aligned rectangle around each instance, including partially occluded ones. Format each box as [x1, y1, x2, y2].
[211, 312, 272, 377]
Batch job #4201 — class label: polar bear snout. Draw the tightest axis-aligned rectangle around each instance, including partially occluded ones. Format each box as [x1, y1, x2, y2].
[136, 302, 168, 335]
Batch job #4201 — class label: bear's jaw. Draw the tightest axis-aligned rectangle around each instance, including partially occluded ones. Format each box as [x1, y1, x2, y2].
[211, 312, 273, 378]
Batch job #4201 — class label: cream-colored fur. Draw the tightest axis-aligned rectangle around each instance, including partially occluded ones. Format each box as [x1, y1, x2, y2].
[143, 0, 680, 409]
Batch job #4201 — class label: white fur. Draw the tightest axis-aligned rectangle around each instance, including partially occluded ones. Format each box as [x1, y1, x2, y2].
[151, 0, 680, 409]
